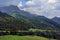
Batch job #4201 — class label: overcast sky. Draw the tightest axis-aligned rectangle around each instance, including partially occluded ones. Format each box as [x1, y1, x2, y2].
[0, 0, 60, 18]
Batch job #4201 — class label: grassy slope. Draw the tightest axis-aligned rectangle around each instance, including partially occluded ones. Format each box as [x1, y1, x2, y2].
[0, 35, 55, 40]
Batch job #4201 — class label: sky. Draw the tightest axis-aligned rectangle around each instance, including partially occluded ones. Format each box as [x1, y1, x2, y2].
[0, 0, 60, 18]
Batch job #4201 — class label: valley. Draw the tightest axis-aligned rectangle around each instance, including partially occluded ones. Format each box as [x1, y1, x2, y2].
[0, 5, 60, 40]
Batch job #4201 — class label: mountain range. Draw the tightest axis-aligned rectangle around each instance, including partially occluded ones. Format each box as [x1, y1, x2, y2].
[0, 5, 60, 30]
[52, 17, 60, 24]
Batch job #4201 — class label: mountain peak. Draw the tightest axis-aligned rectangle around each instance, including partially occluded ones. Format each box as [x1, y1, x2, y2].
[53, 17, 60, 19]
[0, 5, 20, 14]
[9, 5, 17, 7]
[52, 17, 60, 24]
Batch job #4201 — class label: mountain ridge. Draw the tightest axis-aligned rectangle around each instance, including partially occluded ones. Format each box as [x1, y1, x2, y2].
[0, 5, 60, 30]
[52, 17, 60, 24]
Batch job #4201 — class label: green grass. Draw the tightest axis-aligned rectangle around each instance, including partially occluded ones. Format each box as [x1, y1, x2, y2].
[29, 28, 58, 32]
[0, 35, 55, 40]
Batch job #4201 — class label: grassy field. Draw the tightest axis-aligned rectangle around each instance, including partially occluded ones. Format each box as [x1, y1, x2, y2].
[0, 35, 56, 40]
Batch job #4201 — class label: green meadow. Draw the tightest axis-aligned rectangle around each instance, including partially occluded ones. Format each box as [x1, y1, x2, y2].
[0, 35, 55, 40]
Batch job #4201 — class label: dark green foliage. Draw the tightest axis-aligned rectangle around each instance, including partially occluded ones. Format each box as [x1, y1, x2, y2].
[11, 11, 60, 30]
[0, 12, 34, 31]
[0, 30, 60, 40]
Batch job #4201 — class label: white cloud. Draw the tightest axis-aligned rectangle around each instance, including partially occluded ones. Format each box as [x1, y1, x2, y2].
[17, 2, 23, 7]
[48, 0, 56, 3]
[26, 1, 35, 6]
[18, 0, 60, 18]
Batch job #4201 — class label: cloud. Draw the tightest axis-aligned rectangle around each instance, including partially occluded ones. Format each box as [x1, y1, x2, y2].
[18, 0, 60, 18]
[0, 0, 20, 7]
[26, 1, 35, 6]
[48, 0, 56, 3]
[18, 2, 23, 7]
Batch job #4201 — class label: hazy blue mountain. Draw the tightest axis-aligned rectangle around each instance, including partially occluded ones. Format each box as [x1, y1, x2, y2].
[0, 5, 60, 30]
[52, 17, 60, 24]
[0, 5, 35, 18]
[0, 5, 20, 13]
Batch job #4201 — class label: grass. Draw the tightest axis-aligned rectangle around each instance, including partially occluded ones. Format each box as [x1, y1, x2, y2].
[0, 35, 55, 40]
[29, 28, 59, 32]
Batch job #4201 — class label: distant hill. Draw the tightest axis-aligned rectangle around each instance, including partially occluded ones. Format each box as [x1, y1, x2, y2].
[0, 5, 60, 30]
[52, 17, 60, 24]
[0, 5, 35, 18]
[0, 5, 20, 14]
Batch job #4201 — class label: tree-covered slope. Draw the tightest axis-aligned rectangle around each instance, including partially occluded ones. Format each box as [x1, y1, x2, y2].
[11, 11, 60, 30]
[0, 12, 34, 31]
[0, 5, 60, 30]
